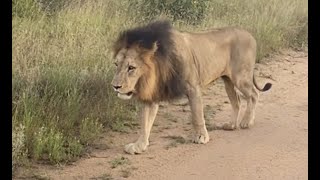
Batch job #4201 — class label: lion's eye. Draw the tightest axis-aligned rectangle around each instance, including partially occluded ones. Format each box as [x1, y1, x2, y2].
[128, 65, 136, 71]
[114, 62, 118, 67]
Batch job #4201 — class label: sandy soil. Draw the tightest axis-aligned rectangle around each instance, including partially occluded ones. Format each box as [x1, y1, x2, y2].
[15, 50, 308, 180]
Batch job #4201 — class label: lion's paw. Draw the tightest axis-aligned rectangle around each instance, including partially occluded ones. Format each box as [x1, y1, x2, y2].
[222, 122, 239, 130]
[240, 119, 254, 129]
[124, 141, 148, 155]
[193, 132, 209, 144]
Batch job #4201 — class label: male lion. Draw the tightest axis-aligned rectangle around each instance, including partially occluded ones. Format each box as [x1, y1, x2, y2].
[111, 20, 272, 154]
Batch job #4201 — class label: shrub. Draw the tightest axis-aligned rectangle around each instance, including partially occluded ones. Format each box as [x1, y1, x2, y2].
[132, 0, 210, 25]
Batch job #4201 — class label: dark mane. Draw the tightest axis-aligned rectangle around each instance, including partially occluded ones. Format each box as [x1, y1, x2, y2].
[114, 20, 186, 102]
[115, 20, 173, 59]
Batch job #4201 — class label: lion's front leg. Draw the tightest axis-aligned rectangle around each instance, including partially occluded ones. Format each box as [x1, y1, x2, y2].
[187, 85, 210, 144]
[124, 102, 159, 154]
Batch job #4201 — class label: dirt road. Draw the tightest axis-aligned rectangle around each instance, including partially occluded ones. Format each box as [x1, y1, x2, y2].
[17, 50, 308, 180]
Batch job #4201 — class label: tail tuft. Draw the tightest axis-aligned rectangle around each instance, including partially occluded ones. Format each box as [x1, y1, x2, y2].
[253, 75, 272, 92]
[262, 83, 272, 91]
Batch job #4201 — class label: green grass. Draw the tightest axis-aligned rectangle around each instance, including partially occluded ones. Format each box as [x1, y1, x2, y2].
[109, 156, 131, 169]
[12, 0, 138, 169]
[12, 0, 307, 170]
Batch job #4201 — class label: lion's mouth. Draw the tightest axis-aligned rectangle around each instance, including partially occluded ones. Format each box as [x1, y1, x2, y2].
[118, 91, 133, 96]
[117, 91, 134, 100]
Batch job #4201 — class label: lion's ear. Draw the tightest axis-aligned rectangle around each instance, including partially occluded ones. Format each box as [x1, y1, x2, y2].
[135, 41, 158, 56]
[113, 34, 127, 58]
[150, 41, 158, 54]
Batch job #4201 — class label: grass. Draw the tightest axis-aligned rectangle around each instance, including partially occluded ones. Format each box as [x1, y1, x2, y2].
[120, 169, 131, 178]
[120, 166, 138, 178]
[12, 0, 307, 171]
[163, 112, 178, 123]
[163, 135, 190, 149]
[169, 0, 308, 61]
[109, 156, 131, 169]
[90, 173, 113, 180]
[12, 0, 139, 169]
[204, 104, 216, 120]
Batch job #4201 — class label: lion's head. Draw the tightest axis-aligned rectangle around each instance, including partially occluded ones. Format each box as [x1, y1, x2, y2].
[111, 20, 185, 103]
[111, 43, 158, 101]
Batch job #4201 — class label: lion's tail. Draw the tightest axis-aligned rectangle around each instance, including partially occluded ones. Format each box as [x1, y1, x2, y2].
[253, 75, 272, 92]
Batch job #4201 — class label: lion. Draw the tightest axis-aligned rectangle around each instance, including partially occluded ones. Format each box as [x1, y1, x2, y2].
[111, 20, 272, 154]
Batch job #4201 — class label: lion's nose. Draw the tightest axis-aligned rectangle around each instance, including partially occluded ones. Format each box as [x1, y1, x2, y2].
[113, 85, 122, 90]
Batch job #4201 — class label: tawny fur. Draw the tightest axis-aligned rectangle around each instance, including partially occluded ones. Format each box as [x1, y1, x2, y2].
[111, 20, 272, 154]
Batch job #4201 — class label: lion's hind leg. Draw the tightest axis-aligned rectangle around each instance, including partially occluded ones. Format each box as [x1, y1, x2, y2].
[237, 82, 259, 129]
[221, 76, 241, 130]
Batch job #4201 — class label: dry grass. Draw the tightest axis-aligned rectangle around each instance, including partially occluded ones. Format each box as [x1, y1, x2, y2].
[12, 0, 138, 167]
[109, 156, 131, 169]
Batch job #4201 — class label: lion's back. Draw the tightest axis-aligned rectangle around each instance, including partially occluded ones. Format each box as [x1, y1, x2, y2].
[171, 27, 257, 86]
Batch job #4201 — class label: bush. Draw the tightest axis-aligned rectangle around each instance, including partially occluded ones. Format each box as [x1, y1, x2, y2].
[132, 0, 210, 25]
